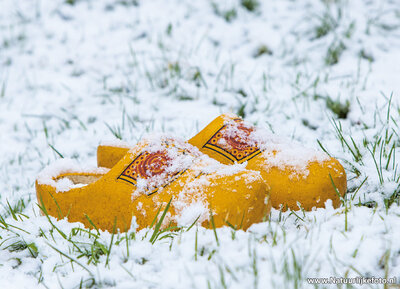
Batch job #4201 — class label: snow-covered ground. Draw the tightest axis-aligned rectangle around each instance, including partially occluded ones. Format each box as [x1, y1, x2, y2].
[1, 0, 400, 288]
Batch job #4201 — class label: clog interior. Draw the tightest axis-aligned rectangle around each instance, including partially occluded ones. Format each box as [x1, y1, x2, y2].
[55, 174, 103, 187]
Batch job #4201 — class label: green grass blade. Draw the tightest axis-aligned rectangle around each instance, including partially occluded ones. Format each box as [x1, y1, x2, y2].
[149, 197, 172, 244]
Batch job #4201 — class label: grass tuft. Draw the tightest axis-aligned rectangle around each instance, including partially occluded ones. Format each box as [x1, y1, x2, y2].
[326, 97, 350, 119]
[325, 41, 346, 66]
[254, 45, 273, 58]
[212, 3, 237, 22]
[241, 0, 259, 12]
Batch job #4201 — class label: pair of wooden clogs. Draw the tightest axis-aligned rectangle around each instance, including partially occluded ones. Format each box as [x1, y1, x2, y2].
[36, 114, 347, 232]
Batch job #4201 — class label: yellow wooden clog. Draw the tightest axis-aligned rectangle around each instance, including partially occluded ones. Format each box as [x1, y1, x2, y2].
[36, 137, 270, 232]
[96, 114, 347, 211]
[188, 114, 347, 210]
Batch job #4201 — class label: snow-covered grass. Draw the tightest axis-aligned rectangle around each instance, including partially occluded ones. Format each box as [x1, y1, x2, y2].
[1, 0, 400, 288]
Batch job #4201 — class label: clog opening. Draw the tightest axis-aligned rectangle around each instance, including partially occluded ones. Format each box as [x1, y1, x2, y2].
[55, 174, 102, 185]
[53, 173, 104, 192]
